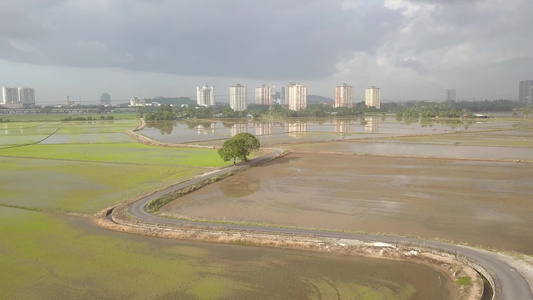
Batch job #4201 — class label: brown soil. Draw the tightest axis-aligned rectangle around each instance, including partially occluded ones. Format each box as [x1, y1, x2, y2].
[160, 153, 533, 254]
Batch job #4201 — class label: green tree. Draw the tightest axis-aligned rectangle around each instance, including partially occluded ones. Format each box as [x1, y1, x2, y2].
[218, 133, 260, 163]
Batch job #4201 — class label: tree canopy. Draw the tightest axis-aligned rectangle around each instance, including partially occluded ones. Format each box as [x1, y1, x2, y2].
[218, 133, 260, 163]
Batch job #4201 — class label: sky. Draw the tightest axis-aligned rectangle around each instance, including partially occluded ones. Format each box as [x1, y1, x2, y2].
[1, 0, 532, 104]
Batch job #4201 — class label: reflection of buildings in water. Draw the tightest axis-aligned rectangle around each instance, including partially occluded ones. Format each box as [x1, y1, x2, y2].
[231, 123, 248, 136]
[334, 120, 354, 133]
[255, 123, 272, 136]
[197, 123, 216, 135]
[364, 116, 380, 133]
[287, 122, 307, 138]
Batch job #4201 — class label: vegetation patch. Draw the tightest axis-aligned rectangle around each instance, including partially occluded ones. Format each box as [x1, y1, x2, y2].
[147, 170, 239, 213]
[456, 276, 471, 286]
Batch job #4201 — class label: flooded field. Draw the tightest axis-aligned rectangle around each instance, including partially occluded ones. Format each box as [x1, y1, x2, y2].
[140, 116, 492, 145]
[152, 117, 533, 255]
[0, 207, 452, 299]
[0, 117, 460, 299]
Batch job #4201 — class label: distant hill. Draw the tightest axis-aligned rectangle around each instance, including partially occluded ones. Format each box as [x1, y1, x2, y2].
[150, 97, 196, 106]
[307, 95, 334, 105]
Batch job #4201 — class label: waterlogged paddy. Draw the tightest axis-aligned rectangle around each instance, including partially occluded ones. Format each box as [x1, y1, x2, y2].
[0, 120, 140, 146]
[140, 116, 495, 145]
[2, 116, 527, 299]
[0, 156, 205, 213]
[161, 153, 533, 254]
[0, 207, 452, 299]
[0, 120, 226, 213]
[290, 140, 533, 161]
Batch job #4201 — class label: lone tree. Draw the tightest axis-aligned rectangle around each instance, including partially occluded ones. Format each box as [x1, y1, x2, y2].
[218, 133, 260, 164]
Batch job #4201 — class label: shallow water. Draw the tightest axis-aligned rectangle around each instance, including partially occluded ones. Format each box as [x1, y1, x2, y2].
[140, 117, 492, 144]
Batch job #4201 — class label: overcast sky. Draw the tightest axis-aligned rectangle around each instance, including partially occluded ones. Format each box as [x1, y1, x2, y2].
[1, 0, 532, 104]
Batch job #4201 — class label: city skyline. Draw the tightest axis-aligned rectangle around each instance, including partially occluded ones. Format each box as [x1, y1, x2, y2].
[0, 1, 532, 104]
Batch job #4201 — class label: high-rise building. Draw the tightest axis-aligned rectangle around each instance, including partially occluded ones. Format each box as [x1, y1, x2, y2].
[197, 83, 216, 107]
[288, 84, 307, 111]
[255, 85, 272, 105]
[280, 83, 297, 106]
[445, 89, 456, 101]
[335, 83, 353, 108]
[2, 87, 19, 104]
[100, 93, 111, 105]
[230, 83, 247, 111]
[280, 86, 286, 105]
[18, 87, 35, 106]
[519, 80, 533, 104]
[365, 86, 380, 109]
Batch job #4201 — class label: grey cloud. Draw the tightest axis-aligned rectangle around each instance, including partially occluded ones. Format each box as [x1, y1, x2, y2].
[0, 0, 403, 79]
[396, 58, 426, 74]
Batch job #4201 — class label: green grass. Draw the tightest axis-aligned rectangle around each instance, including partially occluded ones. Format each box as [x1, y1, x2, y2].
[0, 143, 226, 167]
[0, 207, 444, 299]
[0, 156, 205, 213]
[0, 119, 227, 213]
[456, 276, 471, 286]
[0, 207, 211, 299]
[0, 113, 138, 122]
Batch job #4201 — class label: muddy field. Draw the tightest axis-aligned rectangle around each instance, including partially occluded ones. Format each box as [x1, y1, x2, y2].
[161, 153, 533, 254]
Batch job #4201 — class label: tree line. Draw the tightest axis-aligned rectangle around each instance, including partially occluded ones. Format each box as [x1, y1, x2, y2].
[138, 99, 529, 121]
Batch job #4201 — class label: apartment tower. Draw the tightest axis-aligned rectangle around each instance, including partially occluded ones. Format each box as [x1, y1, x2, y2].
[197, 83, 216, 107]
[335, 83, 353, 108]
[445, 89, 456, 101]
[288, 84, 307, 111]
[100, 93, 111, 105]
[18, 87, 35, 106]
[230, 83, 247, 111]
[2, 87, 19, 104]
[519, 80, 533, 104]
[365, 86, 380, 109]
[255, 85, 272, 105]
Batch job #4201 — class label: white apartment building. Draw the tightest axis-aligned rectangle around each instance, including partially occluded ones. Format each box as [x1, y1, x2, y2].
[288, 84, 307, 111]
[197, 83, 216, 107]
[18, 87, 35, 105]
[2, 87, 19, 104]
[335, 83, 353, 108]
[255, 85, 272, 105]
[519, 80, 533, 104]
[230, 83, 247, 111]
[365, 86, 380, 109]
[2, 87, 35, 108]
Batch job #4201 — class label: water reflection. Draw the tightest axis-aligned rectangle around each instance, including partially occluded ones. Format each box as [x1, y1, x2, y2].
[256, 122, 273, 136]
[220, 177, 261, 197]
[231, 123, 248, 136]
[334, 120, 354, 133]
[197, 122, 216, 136]
[140, 117, 489, 144]
[145, 121, 174, 135]
[364, 116, 380, 133]
[287, 121, 308, 138]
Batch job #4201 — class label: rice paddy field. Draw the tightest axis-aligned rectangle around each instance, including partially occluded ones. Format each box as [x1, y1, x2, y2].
[1, 115, 455, 299]
[0, 207, 449, 299]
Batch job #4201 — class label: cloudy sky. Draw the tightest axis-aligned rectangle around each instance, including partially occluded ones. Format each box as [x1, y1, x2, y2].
[1, 0, 532, 104]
